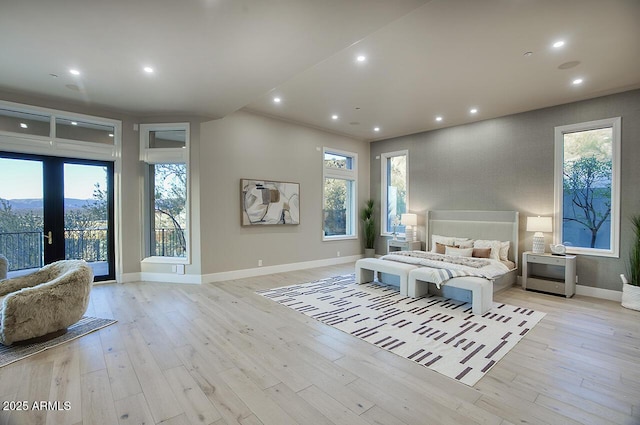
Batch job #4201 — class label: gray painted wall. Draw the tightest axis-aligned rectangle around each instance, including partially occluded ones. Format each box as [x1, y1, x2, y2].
[370, 89, 640, 292]
[199, 110, 370, 275]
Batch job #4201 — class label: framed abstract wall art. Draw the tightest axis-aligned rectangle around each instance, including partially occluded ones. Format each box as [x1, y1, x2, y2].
[241, 179, 300, 226]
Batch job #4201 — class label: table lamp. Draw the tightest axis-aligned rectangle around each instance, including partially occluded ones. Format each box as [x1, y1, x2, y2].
[401, 213, 418, 243]
[526, 216, 552, 254]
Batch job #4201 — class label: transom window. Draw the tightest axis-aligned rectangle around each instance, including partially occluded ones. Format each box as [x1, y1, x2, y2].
[554, 117, 621, 257]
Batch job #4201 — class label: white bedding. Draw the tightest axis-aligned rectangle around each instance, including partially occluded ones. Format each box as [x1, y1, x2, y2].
[381, 250, 510, 282]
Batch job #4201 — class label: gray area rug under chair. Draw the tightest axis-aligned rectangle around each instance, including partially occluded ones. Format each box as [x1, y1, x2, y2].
[0, 316, 117, 368]
[258, 274, 545, 386]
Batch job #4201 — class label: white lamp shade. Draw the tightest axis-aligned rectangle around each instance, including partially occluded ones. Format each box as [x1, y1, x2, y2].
[526, 216, 552, 233]
[401, 213, 418, 227]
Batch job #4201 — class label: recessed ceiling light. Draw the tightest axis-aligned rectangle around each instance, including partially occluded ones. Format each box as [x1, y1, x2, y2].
[356, 55, 366, 62]
[143, 66, 154, 73]
[20, 123, 28, 129]
[331, 115, 339, 120]
[572, 78, 584, 85]
[470, 108, 478, 114]
[69, 69, 80, 76]
[71, 121, 78, 126]
[435, 116, 443, 122]
[552, 40, 565, 48]
[373, 127, 380, 132]
[273, 97, 281, 103]
[108, 133, 114, 138]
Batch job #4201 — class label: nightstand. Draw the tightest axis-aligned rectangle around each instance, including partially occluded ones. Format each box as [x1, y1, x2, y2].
[387, 239, 421, 254]
[522, 251, 576, 297]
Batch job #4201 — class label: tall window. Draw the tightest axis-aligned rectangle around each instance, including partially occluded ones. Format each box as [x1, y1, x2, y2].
[140, 124, 189, 261]
[381, 150, 408, 235]
[554, 117, 621, 257]
[323, 148, 357, 240]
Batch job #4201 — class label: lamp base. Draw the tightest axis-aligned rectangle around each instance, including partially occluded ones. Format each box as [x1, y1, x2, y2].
[532, 234, 545, 254]
[405, 226, 415, 242]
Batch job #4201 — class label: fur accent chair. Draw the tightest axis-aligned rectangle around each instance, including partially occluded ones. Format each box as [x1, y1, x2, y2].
[0, 260, 93, 345]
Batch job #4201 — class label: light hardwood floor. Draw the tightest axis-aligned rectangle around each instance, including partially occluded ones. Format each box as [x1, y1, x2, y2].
[1, 263, 639, 425]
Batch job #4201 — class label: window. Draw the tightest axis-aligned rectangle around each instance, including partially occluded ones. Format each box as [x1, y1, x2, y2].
[554, 117, 621, 257]
[323, 148, 357, 240]
[140, 123, 189, 261]
[381, 150, 408, 235]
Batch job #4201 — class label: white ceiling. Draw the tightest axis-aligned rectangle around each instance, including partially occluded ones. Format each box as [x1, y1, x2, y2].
[1, 0, 639, 141]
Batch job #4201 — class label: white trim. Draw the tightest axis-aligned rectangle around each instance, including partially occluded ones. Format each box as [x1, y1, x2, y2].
[380, 150, 409, 236]
[141, 256, 189, 265]
[202, 255, 362, 283]
[118, 255, 362, 284]
[553, 117, 621, 258]
[575, 284, 622, 302]
[119, 272, 142, 283]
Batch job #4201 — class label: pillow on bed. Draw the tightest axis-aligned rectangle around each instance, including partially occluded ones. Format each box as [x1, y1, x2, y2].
[456, 239, 474, 249]
[473, 239, 502, 260]
[435, 242, 458, 254]
[445, 246, 473, 257]
[499, 241, 510, 261]
[431, 235, 455, 252]
[472, 248, 491, 258]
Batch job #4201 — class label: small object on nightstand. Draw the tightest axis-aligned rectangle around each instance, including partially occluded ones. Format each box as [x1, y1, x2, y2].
[387, 239, 421, 254]
[549, 244, 566, 255]
[522, 251, 576, 297]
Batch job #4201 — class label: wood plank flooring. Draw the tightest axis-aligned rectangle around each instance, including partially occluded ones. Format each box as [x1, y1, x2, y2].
[1, 263, 639, 425]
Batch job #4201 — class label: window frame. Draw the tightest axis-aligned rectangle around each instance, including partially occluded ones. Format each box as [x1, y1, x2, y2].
[381, 150, 409, 236]
[553, 117, 621, 258]
[322, 147, 358, 241]
[140, 123, 190, 264]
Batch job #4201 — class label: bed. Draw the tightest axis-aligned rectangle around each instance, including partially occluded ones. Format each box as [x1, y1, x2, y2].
[375, 210, 519, 310]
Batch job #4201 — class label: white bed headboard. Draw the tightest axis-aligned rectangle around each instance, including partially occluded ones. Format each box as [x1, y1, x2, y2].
[426, 210, 519, 266]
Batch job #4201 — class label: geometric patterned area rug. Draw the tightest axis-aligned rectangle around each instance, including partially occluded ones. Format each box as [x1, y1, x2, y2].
[0, 316, 117, 368]
[257, 274, 545, 386]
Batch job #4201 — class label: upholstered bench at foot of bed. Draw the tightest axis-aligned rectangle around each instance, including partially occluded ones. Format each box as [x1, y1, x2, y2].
[355, 258, 418, 296]
[408, 268, 493, 315]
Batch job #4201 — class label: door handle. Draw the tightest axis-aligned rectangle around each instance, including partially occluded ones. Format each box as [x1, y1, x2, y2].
[44, 231, 53, 245]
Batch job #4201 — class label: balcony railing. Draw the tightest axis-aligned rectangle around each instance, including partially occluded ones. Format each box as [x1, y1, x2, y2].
[0, 231, 43, 271]
[153, 228, 186, 257]
[0, 228, 186, 271]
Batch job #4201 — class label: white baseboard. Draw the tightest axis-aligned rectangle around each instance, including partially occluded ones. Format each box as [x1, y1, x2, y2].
[201, 255, 362, 283]
[575, 284, 622, 302]
[119, 272, 141, 283]
[116, 255, 362, 284]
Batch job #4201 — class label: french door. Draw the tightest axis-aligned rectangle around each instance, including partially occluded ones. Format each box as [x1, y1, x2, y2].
[0, 152, 115, 281]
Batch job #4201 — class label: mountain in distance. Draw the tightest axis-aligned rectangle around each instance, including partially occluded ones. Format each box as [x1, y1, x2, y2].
[3, 198, 98, 212]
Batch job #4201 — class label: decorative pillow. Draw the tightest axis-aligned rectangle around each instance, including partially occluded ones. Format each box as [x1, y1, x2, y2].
[473, 239, 502, 260]
[499, 241, 510, 261]
[445, 246, 473, 257]
[456, 239, 474, 249]
[435, 242, 458, 254]
[472, 248, 491, 258]
[431, 235, 454, 252]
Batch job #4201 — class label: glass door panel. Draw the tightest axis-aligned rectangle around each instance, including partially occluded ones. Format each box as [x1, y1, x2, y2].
[63, 163, 112, 279]
[0, 157, 44, 277]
